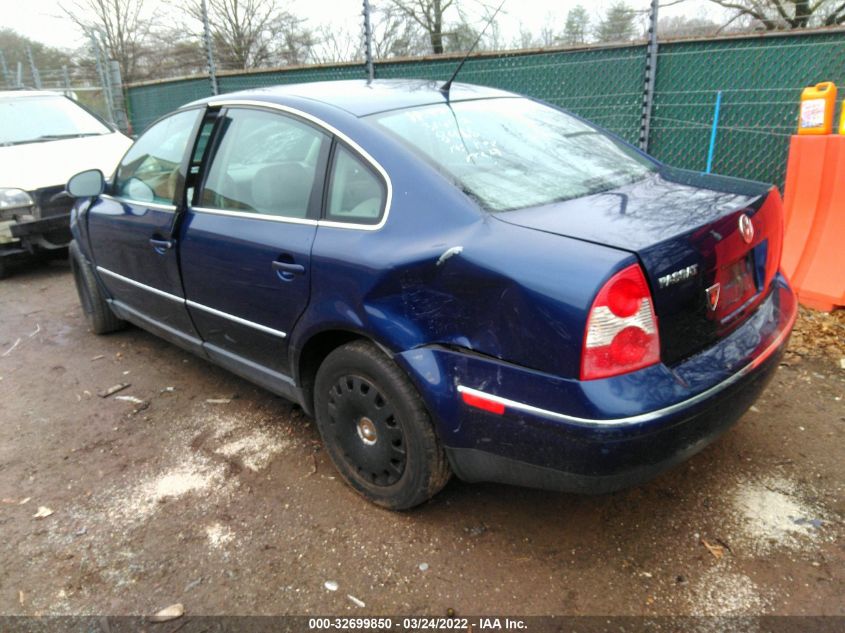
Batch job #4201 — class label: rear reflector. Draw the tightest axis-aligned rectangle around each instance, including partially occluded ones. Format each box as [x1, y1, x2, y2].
[581, 263, 660, 380]
[460, 389, 506, 415]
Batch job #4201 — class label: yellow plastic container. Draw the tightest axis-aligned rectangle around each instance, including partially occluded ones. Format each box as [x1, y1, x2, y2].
[798, 81, 837, 135]
[839, 100, 845, 135]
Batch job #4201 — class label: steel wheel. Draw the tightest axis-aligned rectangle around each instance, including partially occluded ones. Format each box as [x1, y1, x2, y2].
[327, 374, 407, 486]
[314, 340, 452, 510]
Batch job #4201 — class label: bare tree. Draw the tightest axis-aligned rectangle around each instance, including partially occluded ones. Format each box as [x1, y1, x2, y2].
[311, 24, 361, 64]
[513, 24, 541, 49]
[657, 15, 720, 38]
[277, 21, 318, 66]
[61, 0, 155, 82]
[389, 0, 456, 54]
[705, 0, 845, 29]
[371, 3, 429, 59]
[187, 0, 312, 70]
[146, 26, 208, 78]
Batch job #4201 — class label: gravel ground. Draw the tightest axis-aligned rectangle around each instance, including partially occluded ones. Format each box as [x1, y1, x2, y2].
[0, 262, 842, 618]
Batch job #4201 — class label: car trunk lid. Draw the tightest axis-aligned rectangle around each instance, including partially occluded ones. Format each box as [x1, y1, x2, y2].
[494, 168, 784, 365]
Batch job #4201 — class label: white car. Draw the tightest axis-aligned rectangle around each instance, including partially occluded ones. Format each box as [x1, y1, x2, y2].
[0, 90, 132, 277]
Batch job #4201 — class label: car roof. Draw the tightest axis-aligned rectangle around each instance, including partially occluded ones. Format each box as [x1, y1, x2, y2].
[0, 90, 66, 99]
[194, 79, 520, 117]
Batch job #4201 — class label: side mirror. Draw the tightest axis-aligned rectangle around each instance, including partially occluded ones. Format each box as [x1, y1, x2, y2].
[67, 169, 105, 198]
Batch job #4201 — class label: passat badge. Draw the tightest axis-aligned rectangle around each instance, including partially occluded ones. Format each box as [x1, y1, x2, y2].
[739, 213, 754, 244]
[706, 283, 721, 311]
[658, 263, 699, 289]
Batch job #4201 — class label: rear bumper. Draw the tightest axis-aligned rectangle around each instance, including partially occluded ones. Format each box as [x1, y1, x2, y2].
[397, 274, 796, 493]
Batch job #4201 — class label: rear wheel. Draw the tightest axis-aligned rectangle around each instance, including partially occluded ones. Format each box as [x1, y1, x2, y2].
[314, 341, 451, 510]
[69, 240, 126, 335]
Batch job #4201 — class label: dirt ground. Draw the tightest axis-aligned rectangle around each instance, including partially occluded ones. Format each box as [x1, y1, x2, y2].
[0, 261, 842, 618]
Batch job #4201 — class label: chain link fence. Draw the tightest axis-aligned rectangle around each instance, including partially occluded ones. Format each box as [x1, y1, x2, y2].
[126, 28, 845, 190]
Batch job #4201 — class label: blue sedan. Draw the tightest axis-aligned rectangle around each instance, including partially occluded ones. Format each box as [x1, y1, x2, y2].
[66, 80, 796, 509]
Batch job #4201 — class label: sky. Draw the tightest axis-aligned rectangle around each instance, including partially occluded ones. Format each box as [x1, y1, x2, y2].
[0, 0, 723, 53]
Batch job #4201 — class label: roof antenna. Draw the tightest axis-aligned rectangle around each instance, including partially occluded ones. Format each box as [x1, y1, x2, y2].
[440, 0, 506, 99]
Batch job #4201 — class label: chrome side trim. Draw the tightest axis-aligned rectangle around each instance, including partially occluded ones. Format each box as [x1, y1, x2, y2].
[186, 300, 287, 339]
[457, 305, 796, 428]
[96, 267, 288, 339]
[196, 99, 393, 231]
[100, 193, 177, 212]
[192, 206, 318, 226]
[96, 266, 184, 303]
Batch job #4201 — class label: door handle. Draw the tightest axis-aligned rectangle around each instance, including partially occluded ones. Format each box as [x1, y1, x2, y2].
[149, 238, 174, 253]
[272, 260, 305, 281]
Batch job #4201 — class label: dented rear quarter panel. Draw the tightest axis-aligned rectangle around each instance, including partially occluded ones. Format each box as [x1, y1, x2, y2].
[290, 115, 634, 384]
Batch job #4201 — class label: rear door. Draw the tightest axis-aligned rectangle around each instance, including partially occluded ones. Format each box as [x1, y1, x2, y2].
[179, 105, 331, 378]
[87, 108, 204, 351]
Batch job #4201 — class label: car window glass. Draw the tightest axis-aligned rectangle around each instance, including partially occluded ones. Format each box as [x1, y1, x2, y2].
[372, 98, 655, 213]
[0, 95, 111, 146]
[199, 108, 328, 219]
[186, 115, 218, 204]
[115, 109, 201, 206]
[327, 145, 385, 224]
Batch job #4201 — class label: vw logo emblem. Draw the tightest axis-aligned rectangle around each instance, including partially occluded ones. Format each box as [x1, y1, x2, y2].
[738, 213, 754, 244]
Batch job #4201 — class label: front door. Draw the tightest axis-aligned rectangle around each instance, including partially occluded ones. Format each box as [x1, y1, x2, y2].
[179, 105, 331, 380]
[87, 108, 204, 351]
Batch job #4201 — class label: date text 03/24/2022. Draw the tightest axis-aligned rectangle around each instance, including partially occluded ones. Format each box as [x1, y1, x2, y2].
[307, 617, 527, 630]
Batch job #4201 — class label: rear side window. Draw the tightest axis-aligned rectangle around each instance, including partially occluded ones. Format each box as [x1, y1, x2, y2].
[199, 108, 328, 219]
[326, 144, 386, 224]
[115, 108, 201, 205]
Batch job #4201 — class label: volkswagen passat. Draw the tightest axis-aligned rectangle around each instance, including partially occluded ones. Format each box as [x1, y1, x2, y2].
[66, 81, 796, 509]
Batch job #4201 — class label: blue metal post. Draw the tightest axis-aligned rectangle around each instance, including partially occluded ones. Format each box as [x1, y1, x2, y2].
[706, 91, 723, 174]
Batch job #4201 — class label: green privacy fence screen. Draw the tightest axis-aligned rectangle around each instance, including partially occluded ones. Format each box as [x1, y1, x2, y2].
[127, 29, 845, 189]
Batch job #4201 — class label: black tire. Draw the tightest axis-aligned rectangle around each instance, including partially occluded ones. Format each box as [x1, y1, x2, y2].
[69, 240, 126, 335]
[0, 259, 8, 280]
[314, 340, 452, 510]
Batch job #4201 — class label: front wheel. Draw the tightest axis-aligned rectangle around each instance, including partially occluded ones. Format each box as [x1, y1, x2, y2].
[69, 240, 126, 335]
[314, 341, 451, 510]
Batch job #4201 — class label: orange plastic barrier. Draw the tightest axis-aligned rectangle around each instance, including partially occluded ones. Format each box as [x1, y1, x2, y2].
[781, 134, 845, 311]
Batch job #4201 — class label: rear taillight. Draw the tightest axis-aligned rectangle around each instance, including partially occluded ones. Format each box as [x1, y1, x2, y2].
[581, 263, 660, 380]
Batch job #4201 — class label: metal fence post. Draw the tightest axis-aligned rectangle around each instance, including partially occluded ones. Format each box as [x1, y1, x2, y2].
[201, 0, 219, 95]
[90, 33, 116, 124]
[638, 0, 659, 152]
[16, 62, 22, 88]
[62, 65, 72, 91]
[25, 44, 43, 89]
[362, 0, 375, 83]
[0, 50, 10, 87]
[109, 60, 130, 133]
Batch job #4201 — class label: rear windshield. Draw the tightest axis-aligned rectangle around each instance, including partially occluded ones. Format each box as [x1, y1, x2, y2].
[0, 95, 111, 146]
[370, 98, 655, 212]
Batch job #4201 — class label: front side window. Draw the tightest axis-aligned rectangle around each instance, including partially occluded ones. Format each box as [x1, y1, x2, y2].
[370, 98, 655, 213]
[199, 108, 328, 219]
[115, 109, 201, 205]
[326, 145, 386, 224]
